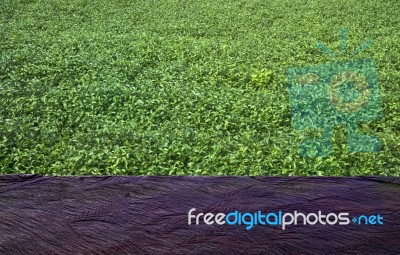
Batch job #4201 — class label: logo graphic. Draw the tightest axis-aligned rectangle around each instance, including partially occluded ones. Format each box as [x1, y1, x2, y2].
[188, 208, 384, 231]
[286, 28, 382, 157]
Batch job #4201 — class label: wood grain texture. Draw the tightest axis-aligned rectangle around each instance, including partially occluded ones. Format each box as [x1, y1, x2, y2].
[0, 175, 399, 255]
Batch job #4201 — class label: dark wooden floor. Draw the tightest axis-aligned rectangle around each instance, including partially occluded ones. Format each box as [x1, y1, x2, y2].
[0, 175, 399, 254]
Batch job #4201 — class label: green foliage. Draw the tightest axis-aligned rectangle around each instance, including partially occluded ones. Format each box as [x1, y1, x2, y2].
[0, 0, 399, 176]
[250, 69, 273, 88]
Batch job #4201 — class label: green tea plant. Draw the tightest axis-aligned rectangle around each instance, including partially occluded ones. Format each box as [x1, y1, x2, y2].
[0, 0, 399, 176]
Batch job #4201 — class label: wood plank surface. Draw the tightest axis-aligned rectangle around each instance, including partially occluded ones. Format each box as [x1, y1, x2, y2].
[0, 175, 399, 254]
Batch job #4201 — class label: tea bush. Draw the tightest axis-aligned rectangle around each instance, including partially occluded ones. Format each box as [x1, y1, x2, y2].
[0, 0, 399, 175]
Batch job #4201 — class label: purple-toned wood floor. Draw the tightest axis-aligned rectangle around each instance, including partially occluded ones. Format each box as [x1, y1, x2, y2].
[0, 175, 399, 254]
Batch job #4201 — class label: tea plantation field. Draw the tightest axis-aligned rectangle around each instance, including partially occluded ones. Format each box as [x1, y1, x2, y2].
[1, 0, 399, 175]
